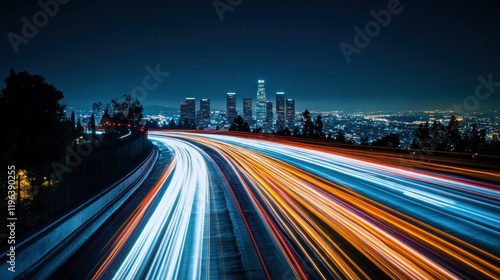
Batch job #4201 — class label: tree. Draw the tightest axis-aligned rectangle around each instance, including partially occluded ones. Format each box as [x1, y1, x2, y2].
[229, 115, 250, 132]
[92, 102, 102, 115]
[314, 115, 324, 138]
[490, 137, 500, 155]
[168, 118, 177, 129]
[301, 109, 314, 137]
[0, 69, 70, 184]
[430, 121, 446, 151]
[109, 93, 144, 125]
[90, 113, 96, 140]
[76, 118, 83, 136]
[372, 133, 401, 148]
[335, 130, 346, 143]
[445, 115, 462, 152]
[479, 128, 487, 152]
[70, 111, 76, 138]
[411, 122, 432, 150]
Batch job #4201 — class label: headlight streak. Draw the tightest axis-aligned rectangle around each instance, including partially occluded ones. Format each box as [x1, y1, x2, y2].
[155, 132, 500, 279]
[92, 151, 176, 279]
[218, 144, 454, 279]
[192, 133, 500, 246]
[93, 137, 210, 280]
[215, 149, 307, 279]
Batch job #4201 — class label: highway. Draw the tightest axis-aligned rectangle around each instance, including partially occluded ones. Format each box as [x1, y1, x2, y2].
[53, 136, 275, 279]
[53, 131, 500, 279]
[155, 131, 500, 279]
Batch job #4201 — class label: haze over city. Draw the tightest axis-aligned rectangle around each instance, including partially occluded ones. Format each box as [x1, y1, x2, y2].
[1, 0, 499, 111]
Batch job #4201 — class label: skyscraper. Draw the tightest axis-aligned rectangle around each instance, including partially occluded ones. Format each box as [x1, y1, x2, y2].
[265, 100, 273, 126]
[256, 80, 266, 127]
[276, 92, 285, 129]
[200, 98, 210, 127]
[180, 102, 188, 124]
[286, 98, 295, 128]
[185, 97, 196, 124]
[226, 92, 237, 123]
[243, 97, 252, 123]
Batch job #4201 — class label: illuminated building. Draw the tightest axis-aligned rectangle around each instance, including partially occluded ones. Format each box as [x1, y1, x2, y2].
[200, 98, 210, 127]
[180, 102, 188, 123]
[227, 92, 237, 123]
[286, 98, 295, 127]
[276, 92, 285, 129]
[256, 80, 266, 127]
[265, 100, 273, 126]
[185, 97, 196, 123]
[243, 97, 252, 123]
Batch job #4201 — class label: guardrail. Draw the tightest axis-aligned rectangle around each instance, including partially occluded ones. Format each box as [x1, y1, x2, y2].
[0, 145, 158, 279]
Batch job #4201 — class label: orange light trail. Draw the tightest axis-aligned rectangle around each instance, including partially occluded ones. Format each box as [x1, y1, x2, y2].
[159, 131, 500, 279]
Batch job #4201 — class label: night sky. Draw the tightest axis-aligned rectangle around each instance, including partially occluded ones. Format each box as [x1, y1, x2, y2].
[1, 0, 499, 112]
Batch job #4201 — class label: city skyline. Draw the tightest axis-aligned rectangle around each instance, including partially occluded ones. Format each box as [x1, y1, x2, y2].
[1, 1, 499, 112]
[1, 2, 499, 275]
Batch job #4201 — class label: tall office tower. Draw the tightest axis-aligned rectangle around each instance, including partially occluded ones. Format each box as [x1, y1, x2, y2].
[200, 98, 210, 127]
[256, 80, 266, 127]
[265, 100, 274, 126]
[286, 98, 295, 128]
[213, 111, 220, 123]
[243, 97, 252, 123]
[226, 92, 237, 123]
[276, 92, 285, 129]
[180, 102, 188, 124]
[185, 98, 196, 124]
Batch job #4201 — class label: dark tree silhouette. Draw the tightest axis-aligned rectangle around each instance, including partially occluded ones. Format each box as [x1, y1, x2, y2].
[445, 115, 462, 152]
[99, 109, 112, 127]
[314, 115, 324, 138]
[335, 130, 346, 143]
[229, 115, 250, 132]
[490, 137, 500, 155]
[70, 111, 76, 138]
[411, 122, 432, 150]
[360, 137, 370, 145]
[90, 113, 96, 140]
[479, 128, 487, 152]
[109, 93, 144, 125]
[168, 118, 177, 129]
[301, 109, 314, 137]
[147, 118, 158, 128]
[430, 121, 447, 151]
[92, 102, 102, 114]
[0, 69, 70, 183]
[76, 118, 83, 136]
[276, 126, 291, 136]
[372, 133, 401, 148]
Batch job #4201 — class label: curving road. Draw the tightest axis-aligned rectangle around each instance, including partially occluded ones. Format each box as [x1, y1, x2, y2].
[157, 131, 500, 279]
[53, 136, 275, 279]
[53, 131, 500, 279]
